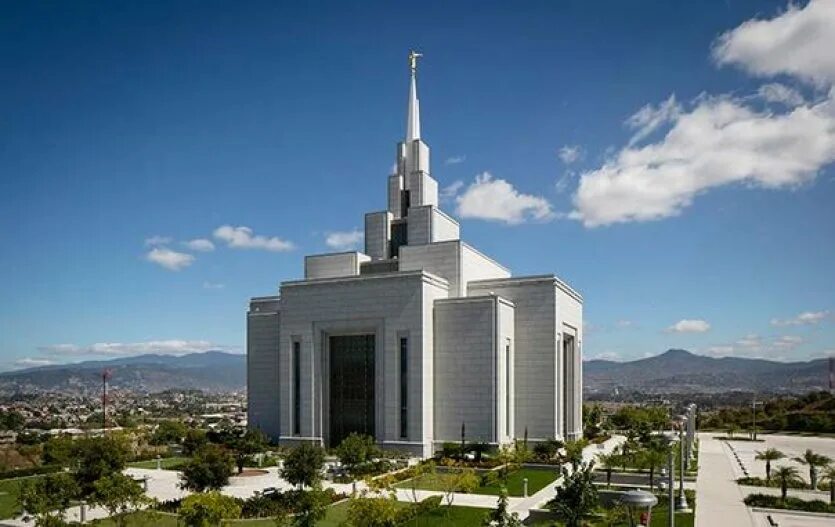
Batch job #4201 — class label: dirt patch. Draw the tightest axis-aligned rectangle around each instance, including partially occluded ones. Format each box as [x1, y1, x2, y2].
[234, 469, 269, 477]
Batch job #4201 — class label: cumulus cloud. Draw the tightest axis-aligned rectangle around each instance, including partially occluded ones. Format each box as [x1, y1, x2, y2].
[571, 0, 835, 228]
[704, 333, 807, 359]
[558, 145, 583, 164]
[145, 247, 195, 271]
[666, 319, 711, 333]
[325, 229, 364, 251]
[37, 340, 239, 357]
[213, 225, 294, 252]
[144, 235, 172, 246]
[445, 155, 466, 165]
[184, 238, 215, 252]
[712, 0, 835, 87]
[770, 310, 831, 326]
[456, 172, 554, 224]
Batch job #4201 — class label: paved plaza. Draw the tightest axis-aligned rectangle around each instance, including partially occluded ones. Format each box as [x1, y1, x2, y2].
[696, 432, 835, 527]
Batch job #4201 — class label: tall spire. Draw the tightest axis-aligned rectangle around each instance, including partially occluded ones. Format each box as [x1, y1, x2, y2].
[406, 50, 422, 142]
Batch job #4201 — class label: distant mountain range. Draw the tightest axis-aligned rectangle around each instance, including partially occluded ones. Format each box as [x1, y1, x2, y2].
[0, 349, 829, 396]
[584, 349, 830, 395]
[0, 351, 246, 395]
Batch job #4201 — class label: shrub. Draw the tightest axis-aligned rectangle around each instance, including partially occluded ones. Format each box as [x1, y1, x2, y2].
[179, 491, 241, 527]
[0, 464, 62, 479]
[281, 442, 325, 488]
[743, 493, 835, 513]
[440, 442, 461, 460]
[533, 439, 564, 461]
[480, 470, 500, 488]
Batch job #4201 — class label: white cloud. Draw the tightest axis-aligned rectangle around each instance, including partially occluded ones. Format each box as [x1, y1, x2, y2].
[555, 170, 576, 194]
[571, 0, 835, 228]
[440, 180, 464, 201]
[202, 281, 225, 290]
[558, 145, 583, 164]
[184, 238, 215, 252]
[704, 332, 809, 359]
[712, 0, 835, 87]
[325, 229, 364, 251]
[666, 319, 711, 333]
[445, 155, 466, 165]
[772, 335, 804, 350]
[145, 247, 195, 271]
[144, 235, 172, 246]
[770, 310, 830, 326]
[588, 351, 621, 361]
[14, 358, 54, 368]
[213, 225, 294, 252]
[626, 95, 681, 146]
[37, 340, 239, 357]
[456, 172, 554, 224]
[757, 83, 806, 107]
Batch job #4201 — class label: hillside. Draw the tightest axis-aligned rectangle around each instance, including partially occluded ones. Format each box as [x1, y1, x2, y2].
[0, 351, 246, 394]
[584, 349, 829, 395]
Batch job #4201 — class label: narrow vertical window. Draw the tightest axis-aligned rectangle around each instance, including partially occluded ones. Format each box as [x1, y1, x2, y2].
[293, 341, 301, 435]
[399, 337, 408, 439]
[505, 342, 511, 437]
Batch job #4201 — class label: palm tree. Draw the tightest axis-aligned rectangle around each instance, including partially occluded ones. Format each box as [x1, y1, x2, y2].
[639, 447, 668, 490]
[793, 449, 832, 490]
[773, 465, 801, 501]
[754, 448, 784, 483]
[820, 465, 835, 505]
[596, 452, 620, 488]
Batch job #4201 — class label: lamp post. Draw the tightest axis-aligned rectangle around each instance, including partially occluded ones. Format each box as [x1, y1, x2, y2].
[620, 489, 658, 527]
[656, 430, 677, 527]
[675, 416, 691, 512]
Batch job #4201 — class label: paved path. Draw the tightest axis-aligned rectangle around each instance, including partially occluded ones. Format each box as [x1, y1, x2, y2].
[695, 433, 756, 527]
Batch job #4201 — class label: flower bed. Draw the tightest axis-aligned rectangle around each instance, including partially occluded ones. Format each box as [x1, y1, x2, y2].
[744, 493, 835, 513]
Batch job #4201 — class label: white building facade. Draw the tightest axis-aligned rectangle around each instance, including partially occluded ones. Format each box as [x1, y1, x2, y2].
[247, 53, 583, 457]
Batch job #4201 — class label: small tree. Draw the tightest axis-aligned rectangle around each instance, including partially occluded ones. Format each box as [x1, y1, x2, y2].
[91, 473, 152, 527]
[754, 448, 784, 483]
[563, 439, 588, 472]
[336, 433, 377, 476]
[150, 420, 188, 445]
[639, 447, 668, 490]
[440, 468, 479, 509]
[70, 435, 130, 497]
[481, 487, 522, 527]
[281, 442, 325, 489]
[820, 465, 835, 505]
[596, 452, 619, 488]
[180, 444, 234, 492]
[408, 461, 435, 503]
[19, 472, 77, 527]
[345, 489, 400, 527]
[773, 465, 802, 501]
[229, 429, 268, 474]
[183, 428, 209, 456]
[293, 484, 331, 527]
[792, 449, 832, 490]
[549, 461, 599, 527]
[178, 491, 241, 527]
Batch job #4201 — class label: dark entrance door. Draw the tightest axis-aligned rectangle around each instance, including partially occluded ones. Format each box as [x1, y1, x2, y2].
[329, 335, 375, 447]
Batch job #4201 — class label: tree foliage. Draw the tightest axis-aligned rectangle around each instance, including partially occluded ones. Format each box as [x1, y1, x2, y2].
[178, 491, 242, 527]
[755, 448, 785, 483]
[336, 433, 378, 475]
[91, 473, 151, 527]
[481, 487, 522, 527]
[793, 449, 832, 490]
[150, 420, 188, 445]
[19, 472, 77, 527]
[180, 444, 234, 492]
[548, 461, 599, 527]
[70, 435, 130, 497]
[281, 442, 325, 489]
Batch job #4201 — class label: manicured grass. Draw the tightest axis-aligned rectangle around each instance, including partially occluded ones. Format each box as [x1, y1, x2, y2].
[127, 456, 190, 470]
[400, 505, 489, 527]
[397, 468, 558, 497]
[0, 478, 24, 519]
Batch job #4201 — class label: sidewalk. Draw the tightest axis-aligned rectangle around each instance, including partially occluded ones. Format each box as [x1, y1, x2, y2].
[695, 433, 756, 527]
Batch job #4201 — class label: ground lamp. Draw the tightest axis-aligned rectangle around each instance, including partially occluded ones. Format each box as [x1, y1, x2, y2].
[620, 489, 658, 527]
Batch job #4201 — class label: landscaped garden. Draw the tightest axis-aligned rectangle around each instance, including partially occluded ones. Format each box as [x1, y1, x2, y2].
[396, 466, 558, 497]
[127, 456, 190, 470]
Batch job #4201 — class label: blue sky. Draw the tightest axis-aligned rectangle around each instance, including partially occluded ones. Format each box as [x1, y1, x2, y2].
[1, 0, 834, 369]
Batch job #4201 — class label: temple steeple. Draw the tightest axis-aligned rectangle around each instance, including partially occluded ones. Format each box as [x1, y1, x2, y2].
[406, 50, 422, 142]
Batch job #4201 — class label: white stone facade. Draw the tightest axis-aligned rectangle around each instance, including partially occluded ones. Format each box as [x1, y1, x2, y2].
[247, 55, 583, 456]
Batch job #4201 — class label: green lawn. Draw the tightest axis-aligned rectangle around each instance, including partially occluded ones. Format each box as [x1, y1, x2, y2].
[127, 457, 190, 470]
[401, 505, 489, 527]
[397, 468, 558, 497]
[0, 478, 24, 519]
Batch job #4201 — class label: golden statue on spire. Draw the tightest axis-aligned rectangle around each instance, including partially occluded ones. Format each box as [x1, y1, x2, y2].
[408, 50, 423, 75]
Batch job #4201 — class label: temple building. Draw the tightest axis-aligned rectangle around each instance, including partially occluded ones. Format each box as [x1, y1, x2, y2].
[247, 52, 583, 457]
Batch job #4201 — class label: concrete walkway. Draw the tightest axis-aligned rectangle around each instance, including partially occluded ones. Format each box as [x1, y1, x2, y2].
[695, 433, 756, 527]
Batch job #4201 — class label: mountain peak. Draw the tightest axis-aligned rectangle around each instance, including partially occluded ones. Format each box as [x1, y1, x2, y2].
[659, 348, 694, 358]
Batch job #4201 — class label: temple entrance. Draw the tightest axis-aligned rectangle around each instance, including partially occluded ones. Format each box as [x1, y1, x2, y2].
[328, 335, 375, 447]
